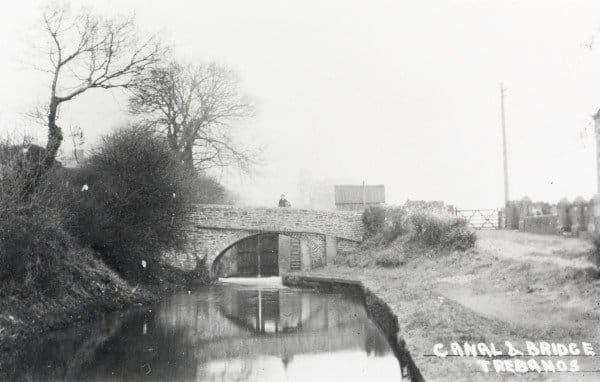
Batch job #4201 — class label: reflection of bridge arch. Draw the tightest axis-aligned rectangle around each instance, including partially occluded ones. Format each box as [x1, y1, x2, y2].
[215, 287, 374, 336]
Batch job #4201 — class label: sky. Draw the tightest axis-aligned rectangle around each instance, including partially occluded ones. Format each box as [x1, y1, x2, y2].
[2, 0, 600, 209]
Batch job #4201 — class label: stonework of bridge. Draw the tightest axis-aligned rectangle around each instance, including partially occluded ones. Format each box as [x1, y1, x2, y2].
[166, 204, 364, 275]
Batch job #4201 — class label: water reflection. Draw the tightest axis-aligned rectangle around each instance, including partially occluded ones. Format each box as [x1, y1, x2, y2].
[6, 284, 402, 381]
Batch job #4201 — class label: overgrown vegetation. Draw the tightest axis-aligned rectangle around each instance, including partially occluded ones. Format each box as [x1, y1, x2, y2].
[0, 140, 69, 296]
[64, 125, 199, 281]
[1, 125, 228, 302]
[338, 206, 476, 268]
[409, 212, 477, 251]
[362, 206, 386, 237]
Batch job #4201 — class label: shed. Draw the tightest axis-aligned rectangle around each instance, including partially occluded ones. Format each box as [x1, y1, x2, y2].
[334, 185, 385, 211]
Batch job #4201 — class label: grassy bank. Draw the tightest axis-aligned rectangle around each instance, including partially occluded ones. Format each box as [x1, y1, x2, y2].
[0, 127, 218, 374]
[300, 231, 599, 381]
[0, 242, 208, 376]
[296, 207, 599, 381]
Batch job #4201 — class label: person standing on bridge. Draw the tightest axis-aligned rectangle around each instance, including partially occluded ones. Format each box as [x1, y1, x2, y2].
[278, 194, 291, 208]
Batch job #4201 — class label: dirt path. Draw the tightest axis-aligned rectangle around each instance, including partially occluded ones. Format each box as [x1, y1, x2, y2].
[475, 230, 593, 269]
[434, 230, 600, 356]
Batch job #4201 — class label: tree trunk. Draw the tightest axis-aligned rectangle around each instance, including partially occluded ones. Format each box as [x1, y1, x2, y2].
[181, 144, 194, 172]
[43, 100, 63, 170]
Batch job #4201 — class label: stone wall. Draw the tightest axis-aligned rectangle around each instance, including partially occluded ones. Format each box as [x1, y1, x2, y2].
[521, 215, 560, 235]
[162, 248, 198, 271]
[190, 204, 363, 242]
[337, 238, 360, 256]
[308, 234, 326, 269]
[505, 196, 600, 236]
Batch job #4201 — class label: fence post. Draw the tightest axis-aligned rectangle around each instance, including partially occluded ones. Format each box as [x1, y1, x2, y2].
[570, 197, 587, 235]
[557, 198, 571, 233]
[590, 195, 600, 234]
[518, 197, 532, 231]
[497, 209, 503, 230]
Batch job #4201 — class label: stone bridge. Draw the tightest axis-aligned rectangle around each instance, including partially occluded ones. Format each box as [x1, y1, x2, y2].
[166, 204, 364, 275]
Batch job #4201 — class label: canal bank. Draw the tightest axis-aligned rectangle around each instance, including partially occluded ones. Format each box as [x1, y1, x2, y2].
[282, 274, 424, 381]
[292, 230, 600, 381]
[0, 256, 209, 377]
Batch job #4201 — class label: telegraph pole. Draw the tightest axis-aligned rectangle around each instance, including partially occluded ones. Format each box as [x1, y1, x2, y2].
[362, 180, 366, 207]
[500, 83, 510, 205]
[594, 110, 600, 194]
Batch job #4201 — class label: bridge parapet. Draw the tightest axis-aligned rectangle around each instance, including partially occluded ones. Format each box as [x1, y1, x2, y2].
[191, 204, 364, 242]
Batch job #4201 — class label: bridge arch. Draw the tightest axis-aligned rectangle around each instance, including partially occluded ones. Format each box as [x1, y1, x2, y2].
[210, 231, 325, 277]
[164, 205, 364, 278]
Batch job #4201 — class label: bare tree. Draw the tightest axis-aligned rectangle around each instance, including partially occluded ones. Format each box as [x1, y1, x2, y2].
[37, 3, 164, 171]
[129, 61, 255, 172]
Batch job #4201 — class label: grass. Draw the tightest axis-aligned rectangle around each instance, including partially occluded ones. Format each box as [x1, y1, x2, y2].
[312, 230, 600, 381]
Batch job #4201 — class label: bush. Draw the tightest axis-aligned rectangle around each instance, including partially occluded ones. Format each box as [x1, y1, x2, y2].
[360, 207, 476, 254]
[410, 212, 444, 246]
[382, 207, 410, 242]
[64, 125, 198, 280]
[340, 208, 476, 269]
[0, 206, 65, 296]
[442, 218, 477, 251]
[410, 212, 476, 250]
[362, 206, 385, 237]
[0, 129, 217, 295]
[0, 141, 72, 296]
[374, 247, 405, 267]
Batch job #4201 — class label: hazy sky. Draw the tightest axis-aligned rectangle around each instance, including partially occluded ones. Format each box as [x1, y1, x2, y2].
[2, 0, 600, 208]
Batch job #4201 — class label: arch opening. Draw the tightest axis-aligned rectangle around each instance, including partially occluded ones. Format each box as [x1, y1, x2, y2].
[212, 232, 310, 278]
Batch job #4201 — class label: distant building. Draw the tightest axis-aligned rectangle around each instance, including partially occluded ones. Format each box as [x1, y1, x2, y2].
[334, 184, 385, 211]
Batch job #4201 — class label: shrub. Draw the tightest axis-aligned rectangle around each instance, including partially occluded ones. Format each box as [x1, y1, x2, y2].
[374, 247, 405, 267]
[442, 218, 477, 251]
[0, 141, 72, 296]
[382, 207, 410, 242]
[0, 206, 66, 296]
[409, 212, 476, 250]
[339, 208, 476, 269]
[410, 212, 444, 246]
[362, 206, 385, 237]
[361, 207, 476, 251]
[64, 125, 197, 280]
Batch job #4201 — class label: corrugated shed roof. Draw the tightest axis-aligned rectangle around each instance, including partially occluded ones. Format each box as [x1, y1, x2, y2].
[334, 185, 385, 204]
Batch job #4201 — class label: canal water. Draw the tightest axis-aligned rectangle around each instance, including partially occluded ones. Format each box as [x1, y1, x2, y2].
[8, 279, 403, 381]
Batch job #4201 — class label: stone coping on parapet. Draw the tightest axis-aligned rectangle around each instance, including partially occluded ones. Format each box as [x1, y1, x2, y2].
[194, 203, 363, 216]
[190, 204, 365, 242]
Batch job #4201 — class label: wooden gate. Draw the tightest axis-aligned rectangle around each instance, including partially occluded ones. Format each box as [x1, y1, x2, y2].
[236, 234, 280, 276]
[455, 209, 500, 230]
